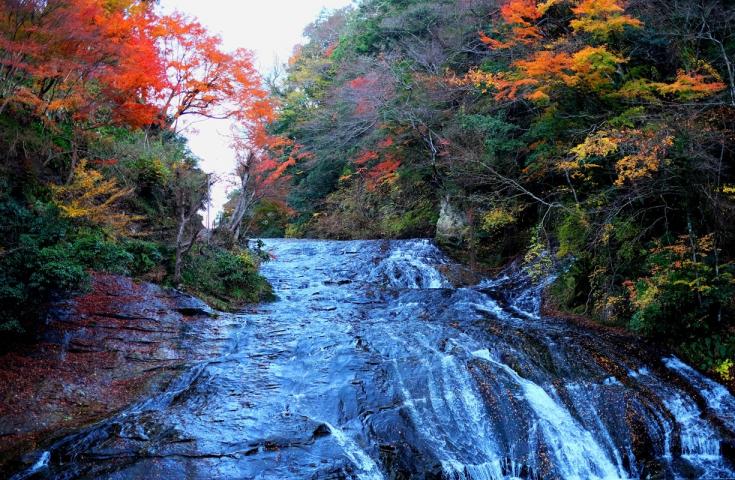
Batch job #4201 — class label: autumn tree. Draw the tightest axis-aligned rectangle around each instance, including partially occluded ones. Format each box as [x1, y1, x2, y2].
[51, 160, 141, 236]
[0, 0, 161, 127]
[153, 13, 271, 133]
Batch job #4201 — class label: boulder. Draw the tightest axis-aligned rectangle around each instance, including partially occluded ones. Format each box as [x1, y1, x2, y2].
[435, 196, 469, 246]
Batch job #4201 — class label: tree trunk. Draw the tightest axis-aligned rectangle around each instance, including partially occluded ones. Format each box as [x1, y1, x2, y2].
[226, 152, 257, 243]
[174, 210, 188, 284]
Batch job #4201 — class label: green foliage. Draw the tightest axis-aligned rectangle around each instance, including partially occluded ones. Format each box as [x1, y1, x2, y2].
[180, 246, 274, 310]
[0, 189, 85, 336]
[122, 240, 167, 277]
[249, 201, 292, 238]
[679, 336, 735, 375]
[381, 199, 438, 238]
[0, 186, 172, 339]
[556, 208, 589, 259]
[628, 240, 735, 340]
[460, 113, 524, 166]
[288, 157, 347, 216]
[285, 223, 306, 239]
[524, 227, 553, 281]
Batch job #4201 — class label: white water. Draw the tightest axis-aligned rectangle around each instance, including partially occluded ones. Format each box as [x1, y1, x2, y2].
[662, 392, 721, 459]
[368, 239, 450, 289]
[12, 451, 50, 480]
[631, 358, 733, 476]
[324, 422, 385, 480]
[665, 356, 735, 431]
[472, 349, 627, 480]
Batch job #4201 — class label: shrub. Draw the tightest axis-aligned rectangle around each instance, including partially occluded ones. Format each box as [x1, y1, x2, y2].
[0, 197, 90, 337]
[0, 187, 167, 340]
[285, 223, 304, 238]
[180, 245, 274, 310]
[627, 235, 734, 339]
[249, 201, 292, 238]
[680, 335, 735, 377]
[62, 232, 135, 274]
[381, 200, 438, 238]
[121, 239, 167, 277]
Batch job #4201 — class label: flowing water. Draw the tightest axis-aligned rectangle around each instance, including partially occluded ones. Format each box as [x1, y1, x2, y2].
[9, 239, 735, 479]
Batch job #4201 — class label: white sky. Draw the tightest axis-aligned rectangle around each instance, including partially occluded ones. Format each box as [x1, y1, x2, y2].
[162, 0, 354, 226]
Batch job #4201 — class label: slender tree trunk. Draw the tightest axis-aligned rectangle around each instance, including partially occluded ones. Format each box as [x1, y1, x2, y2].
[174, 210, 188, 284]
[226, 152, 257, 243]
[66, 138, 79, 184]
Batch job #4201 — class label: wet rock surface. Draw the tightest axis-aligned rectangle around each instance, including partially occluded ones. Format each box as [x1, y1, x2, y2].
[4, 240, 735, 479]
[0, 274, 232, 474]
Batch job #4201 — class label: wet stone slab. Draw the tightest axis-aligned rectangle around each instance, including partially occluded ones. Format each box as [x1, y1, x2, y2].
[0, 274, 237, 475]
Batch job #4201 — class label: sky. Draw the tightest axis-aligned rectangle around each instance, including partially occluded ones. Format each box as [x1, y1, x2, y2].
[162, 0, 354, 225]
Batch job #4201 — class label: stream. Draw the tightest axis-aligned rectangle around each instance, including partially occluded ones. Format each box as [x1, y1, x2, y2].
[10, 239, 735, 479]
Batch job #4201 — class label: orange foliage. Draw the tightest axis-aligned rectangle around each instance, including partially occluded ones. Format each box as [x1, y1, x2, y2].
[499, 0, 543, 46]
[153, 13, 269, 130]
[658, 67, 727, 100]
[454, 44, 624, 101]
[0, 1, 270, 133]
[517, 51, 573, 78]
[479, 0, 542, 49]
[349, 135, 403, 190]
[0, 0, 162, 127]
[349, 76, 374, 90]
[366, 157, 401, 190]
[482, 0, 642, 49]
[354, 150, 380, 165]
[324, 42, 339, 58]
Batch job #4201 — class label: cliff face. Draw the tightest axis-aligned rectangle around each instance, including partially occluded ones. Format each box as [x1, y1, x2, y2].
[0, 274, 225, 472]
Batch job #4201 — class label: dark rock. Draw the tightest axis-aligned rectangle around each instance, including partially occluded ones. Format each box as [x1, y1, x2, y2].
[0, 273, 223, 474]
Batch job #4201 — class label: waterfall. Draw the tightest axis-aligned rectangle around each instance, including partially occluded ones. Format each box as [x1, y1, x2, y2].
[7, 239, 735, 480]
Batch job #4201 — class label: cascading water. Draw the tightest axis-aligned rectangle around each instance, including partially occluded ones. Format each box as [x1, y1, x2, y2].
[7, 239, 735, 479]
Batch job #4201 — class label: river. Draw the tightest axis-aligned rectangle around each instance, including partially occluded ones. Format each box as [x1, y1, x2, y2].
[11, 239, 735, 479]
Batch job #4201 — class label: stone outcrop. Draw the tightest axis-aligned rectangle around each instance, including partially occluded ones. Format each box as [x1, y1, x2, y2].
[435, 196, 469, 246]
[0, 274, 222, 473]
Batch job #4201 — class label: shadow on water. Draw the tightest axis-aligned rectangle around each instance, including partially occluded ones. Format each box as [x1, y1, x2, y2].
[9, 239, 735, 479]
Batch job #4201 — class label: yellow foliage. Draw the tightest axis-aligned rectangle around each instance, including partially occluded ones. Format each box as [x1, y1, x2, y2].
[570, 0, 642, 38]
[568, 46, 624, 90]
[569, 127, 674, 186]
[714, 359, 734, 381]
[630, 278, 659, 311]
[481, 208, 517, 234]
[617, 78, 663, 101]
[570, 131, 621, 160]
[51, 160, 142, 236]
[614, 132, 673, 186]
[600, 223, 614, 245]
[537, 0, 564, 14]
